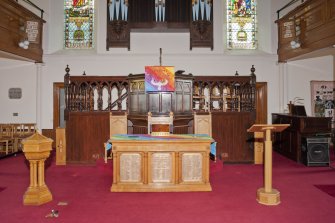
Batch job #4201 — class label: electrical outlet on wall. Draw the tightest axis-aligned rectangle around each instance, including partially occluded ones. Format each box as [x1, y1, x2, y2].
[13, 113, 18, 116]
[221, 153, 228, 158]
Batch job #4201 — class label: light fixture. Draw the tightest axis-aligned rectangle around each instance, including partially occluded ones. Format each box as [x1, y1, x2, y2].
[290, 39, 301, 49]
[19, 39, 30, 49]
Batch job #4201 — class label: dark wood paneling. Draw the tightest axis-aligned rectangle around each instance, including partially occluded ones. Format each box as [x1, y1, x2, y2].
[66, 112, 109, 164]
[0, 0, 45, 62]
[277, 0, 335, 62]
[272, 113, 331, 162]
[212, 112, 255, 163]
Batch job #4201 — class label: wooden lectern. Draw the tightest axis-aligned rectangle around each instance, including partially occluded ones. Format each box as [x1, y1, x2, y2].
[248, 124, 289, 205]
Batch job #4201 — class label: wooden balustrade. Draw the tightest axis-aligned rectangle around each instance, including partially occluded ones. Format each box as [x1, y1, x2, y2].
[276, 0, 335, 62]
[64, 66, 128, 117]
[193, 67, 256, 112]
[0, 0, 45, 62]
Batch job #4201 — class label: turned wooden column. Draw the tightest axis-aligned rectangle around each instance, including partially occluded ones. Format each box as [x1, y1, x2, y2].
[248, 124, 289, 205]
[22, 132, 53, 206]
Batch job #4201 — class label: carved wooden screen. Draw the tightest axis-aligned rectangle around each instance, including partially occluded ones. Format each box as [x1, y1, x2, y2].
[64, 66, 128, 117]
[193, 66, 256, 112]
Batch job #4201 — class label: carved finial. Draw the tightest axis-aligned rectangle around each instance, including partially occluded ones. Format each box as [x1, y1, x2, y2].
[235, 71, 239, 76]
[251, 65, 255, 74]
[159, 48, 162, 66]
[83, 71, 86, 76]
[65, 65, 70, 75]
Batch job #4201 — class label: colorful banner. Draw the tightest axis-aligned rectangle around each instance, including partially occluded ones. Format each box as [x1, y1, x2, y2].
[145, 66, 175, 92]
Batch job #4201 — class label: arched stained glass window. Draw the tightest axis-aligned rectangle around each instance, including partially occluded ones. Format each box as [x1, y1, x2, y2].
[64, 0, 94, 49]
[227, 0, 257, 49]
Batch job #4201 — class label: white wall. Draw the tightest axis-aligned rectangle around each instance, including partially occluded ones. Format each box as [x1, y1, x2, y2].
[0, 0, 333, 129]
[285, 56, 334, 116]
[0, 59, 37, 123]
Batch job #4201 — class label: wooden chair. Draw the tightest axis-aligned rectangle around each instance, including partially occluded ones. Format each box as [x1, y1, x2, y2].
[147, 112, 173, 136]
[0, 124, 15, 155]
[105, 113, 127, 163]
[15, 123, 36, 152]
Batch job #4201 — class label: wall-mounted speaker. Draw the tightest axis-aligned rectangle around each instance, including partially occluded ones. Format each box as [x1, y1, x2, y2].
[301, 137, 330, 166]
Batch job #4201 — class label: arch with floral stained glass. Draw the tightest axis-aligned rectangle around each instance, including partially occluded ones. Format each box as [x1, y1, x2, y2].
[227, 0, 257, 49]
[64, 0, 94, 49]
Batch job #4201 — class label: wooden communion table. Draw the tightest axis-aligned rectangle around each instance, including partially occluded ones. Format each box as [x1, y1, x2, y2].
[110, 134, 213, 192]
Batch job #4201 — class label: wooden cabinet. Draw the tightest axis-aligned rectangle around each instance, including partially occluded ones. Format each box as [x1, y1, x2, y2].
[272, 113, 331, 162]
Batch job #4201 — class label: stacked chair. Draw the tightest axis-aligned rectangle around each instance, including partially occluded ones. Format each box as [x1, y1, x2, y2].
[0, 123, 36, 156]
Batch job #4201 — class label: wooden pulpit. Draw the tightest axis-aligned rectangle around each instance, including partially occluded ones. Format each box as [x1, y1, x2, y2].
[248, 124, 289, 205]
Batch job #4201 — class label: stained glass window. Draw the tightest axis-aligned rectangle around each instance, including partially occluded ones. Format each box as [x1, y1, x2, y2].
[64, 0, 94, 49]
[227, 0, 257, 49]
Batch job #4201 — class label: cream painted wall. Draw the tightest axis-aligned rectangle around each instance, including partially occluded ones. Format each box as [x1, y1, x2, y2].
[285, 56, 334, 116]
[0, 0, 333, 129]
[0, 59, 37, 123]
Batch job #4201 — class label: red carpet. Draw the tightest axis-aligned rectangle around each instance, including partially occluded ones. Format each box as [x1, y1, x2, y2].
[315, 184, 335, 197]
[1, 151, 335, 223]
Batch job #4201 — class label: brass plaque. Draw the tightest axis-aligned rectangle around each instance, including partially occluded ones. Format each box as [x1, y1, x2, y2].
[181, 153, 202, 182]
[151, 153, 172, 183]
[120, 153, 141, 182]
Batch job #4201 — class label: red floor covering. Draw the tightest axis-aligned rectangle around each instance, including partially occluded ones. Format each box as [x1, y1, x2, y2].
[1, 151, 335, 223]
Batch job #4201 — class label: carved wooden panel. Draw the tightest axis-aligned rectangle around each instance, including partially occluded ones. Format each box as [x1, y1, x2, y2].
[181, 153, 203, 182]
[119, 153, 142, 183]
[110, 112, 128, 138]
[149, 152, 174, 183]
[194, 113, 212, 137]
[106, 21, 130, 49]
[190, 21, 213, 50]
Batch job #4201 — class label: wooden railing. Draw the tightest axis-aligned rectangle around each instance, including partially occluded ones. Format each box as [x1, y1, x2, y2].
[276, 0, 335, 62]
[193, 66, 256, 112]
[64, 66, 129, 120]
